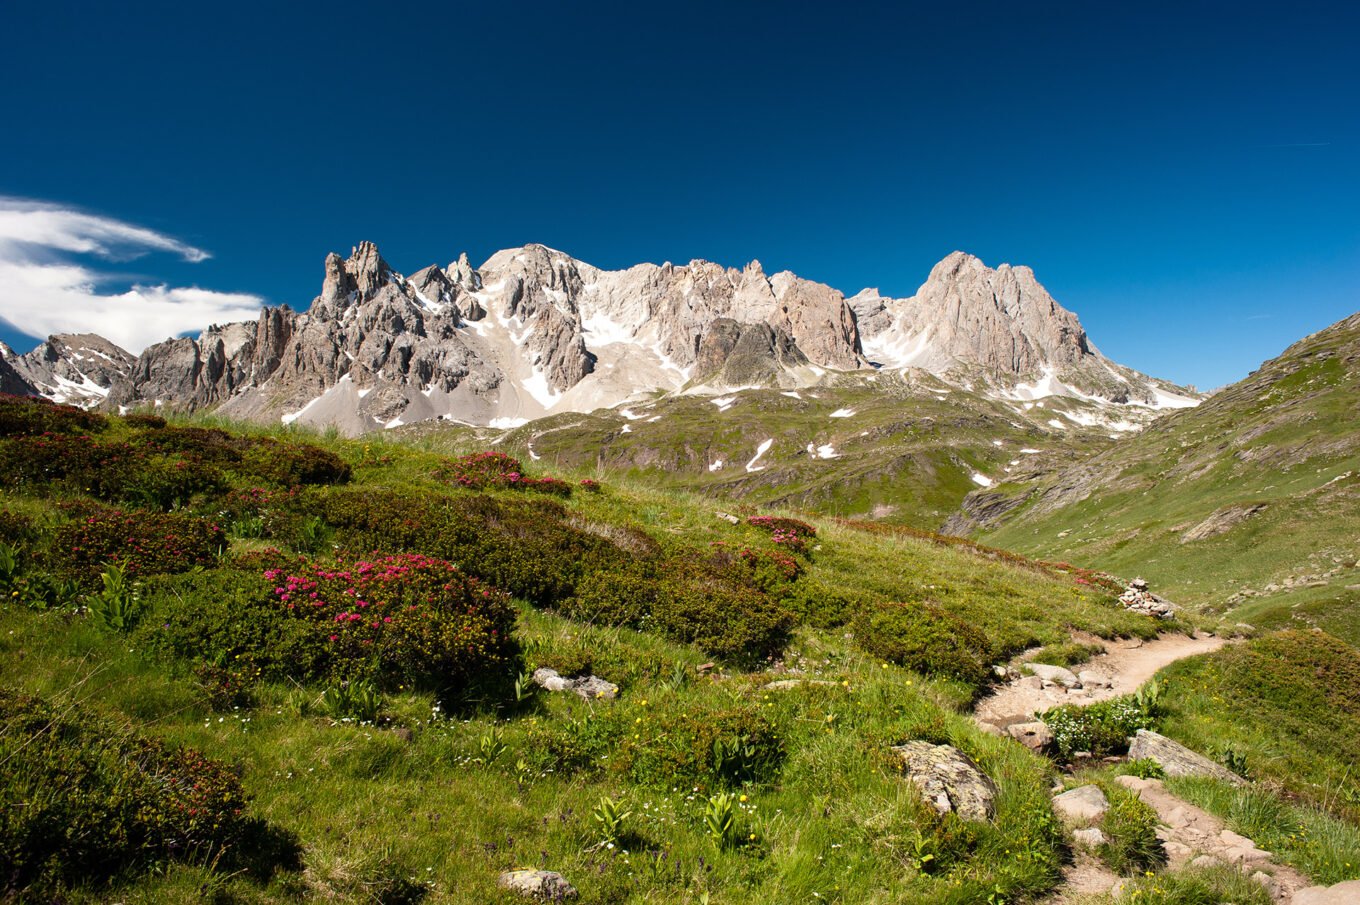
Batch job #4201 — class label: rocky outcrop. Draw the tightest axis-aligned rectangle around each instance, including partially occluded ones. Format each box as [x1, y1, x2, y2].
[892, 741, 998, 821]
[694, 319, 810, 387]
[1127, 730, 1244, 784]
[1180, 503, 1268, 543]
[0, 345, 36, 396]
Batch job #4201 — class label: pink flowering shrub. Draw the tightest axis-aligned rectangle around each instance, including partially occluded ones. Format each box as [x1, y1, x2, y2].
[746, 515, 817, 555]
[262, 553, 518, 689]
[145, 553, 519, 698]
[431, 451, 573, 496]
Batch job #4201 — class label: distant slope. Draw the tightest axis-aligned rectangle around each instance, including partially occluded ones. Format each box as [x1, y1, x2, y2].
[449, 371, 1144, 529]
[974, 311, 1360, 631]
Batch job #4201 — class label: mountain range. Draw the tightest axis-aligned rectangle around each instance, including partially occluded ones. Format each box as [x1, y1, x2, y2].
[0, 243, 1198, 435]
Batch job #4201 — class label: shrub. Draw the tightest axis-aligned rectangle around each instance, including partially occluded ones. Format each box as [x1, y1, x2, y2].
[314, 489, 621, 606]
[0, 433, 226, 508]
[0, 689, 260, 894]
[746, 515, 816, 554]
[0, 393, 107, 437]
[650, 563, 794, 665]
[55, 506, 225, 582]
[776, 577, 868, 629]
[618, 704, 784, 790]
[240, 439, 351, 487]
[852, 600, 994, 687]
[1040, 695, 1156, 760]
[563, 566, 658, 627]
[130, 425, 246, 466]
[0, 510, 36, 546]
[431, 451, 572, 496]
[147, 554, 519, 697]
[121, 412, 167, 429]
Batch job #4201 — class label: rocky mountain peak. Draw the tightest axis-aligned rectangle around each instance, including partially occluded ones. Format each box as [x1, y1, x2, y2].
[9, 333, 134, 406]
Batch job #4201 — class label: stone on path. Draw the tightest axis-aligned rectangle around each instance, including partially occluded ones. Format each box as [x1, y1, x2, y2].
[1005, 720, 1052, 751]
[498, 869, 578, 900]
[1295, 879, 1360, 905]
[891, 741, 998, 822]
[1127, 729, 1244, 784]
[1027, 663, 1082, 688]
[1073, 827, 1108, 848]
[1052, 785, 1110, 823]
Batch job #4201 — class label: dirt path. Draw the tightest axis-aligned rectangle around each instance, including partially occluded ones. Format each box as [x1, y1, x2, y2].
[974, 632, 1227, 730]
[1117, 775, 1310, 901]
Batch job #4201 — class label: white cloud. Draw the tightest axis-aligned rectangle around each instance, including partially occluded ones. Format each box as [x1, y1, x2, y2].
[0, 197, 265, 353]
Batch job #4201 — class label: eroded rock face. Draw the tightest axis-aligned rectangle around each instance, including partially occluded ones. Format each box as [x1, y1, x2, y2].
[0, 345, 37, 396]
[892, 741, 998, 822]
[1127, 730, 1244, 784]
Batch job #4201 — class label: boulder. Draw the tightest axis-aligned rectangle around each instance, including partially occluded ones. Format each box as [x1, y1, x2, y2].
[1073, 826, 1108, 848]
[1052, 785, 1110, 823]
[891, 741, 998, 822]
[1295, 879, 1360, 905]
[531, 668, 619, 701]
[1026, 664, 1081, 688]
[498, 870, 578, 900]
[1005, 721, 1052, 751]
[1127, 730, 1243, 784]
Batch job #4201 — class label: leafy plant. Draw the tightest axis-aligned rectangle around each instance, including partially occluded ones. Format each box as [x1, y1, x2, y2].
[321, 678, 383, 723]
[702, 792, 736, 847]
[593, 795, 632, 847]
[86, 563, 141, 632]
[478, 726, 509, 765]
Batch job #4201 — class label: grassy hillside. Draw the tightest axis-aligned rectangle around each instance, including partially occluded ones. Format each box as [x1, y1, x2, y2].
[415, 372, 1142, 531]
[977, 312, 1360, 629]
[0, 394, 1168, 903]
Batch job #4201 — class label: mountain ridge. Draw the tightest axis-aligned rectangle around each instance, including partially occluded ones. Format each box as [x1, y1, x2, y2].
[4, 243, 1199, 434]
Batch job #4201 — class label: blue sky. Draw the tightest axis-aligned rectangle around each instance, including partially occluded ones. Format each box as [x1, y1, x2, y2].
[1, 0, 1356, 389]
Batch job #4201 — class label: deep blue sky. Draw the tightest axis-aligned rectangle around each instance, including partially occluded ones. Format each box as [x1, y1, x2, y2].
[2, 0, 1357, 389]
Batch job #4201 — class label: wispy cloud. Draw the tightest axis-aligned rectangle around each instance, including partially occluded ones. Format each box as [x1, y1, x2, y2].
[0, 197, 264, 353]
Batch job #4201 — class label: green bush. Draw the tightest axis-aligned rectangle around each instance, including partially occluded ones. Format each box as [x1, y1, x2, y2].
[1040, 695, 1156, 760]
[650, 563, 794, 665]
[563, 566, 658, 627]
[0, 689, 269, 894]
[240, 439, 351, 487]
[55, 506, 225, 582]
[851, 599, 994, 687]
[313, 488, 622, 606]
[0, 433, 226, 508]
[431, 451, 572, 496]
[618, 704, 784, 790]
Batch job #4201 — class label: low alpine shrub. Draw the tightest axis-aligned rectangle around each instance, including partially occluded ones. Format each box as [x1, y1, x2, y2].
[618, 704, 785, 790]
[55, 506, 225, 582]
[0, 393, 107, 437]
[852, 599, 994, 687]
[650, 562, 794, 665]
[0, 689, 261, 894]
[239, 438, 351, 487]
[147, 554, 519, 697]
